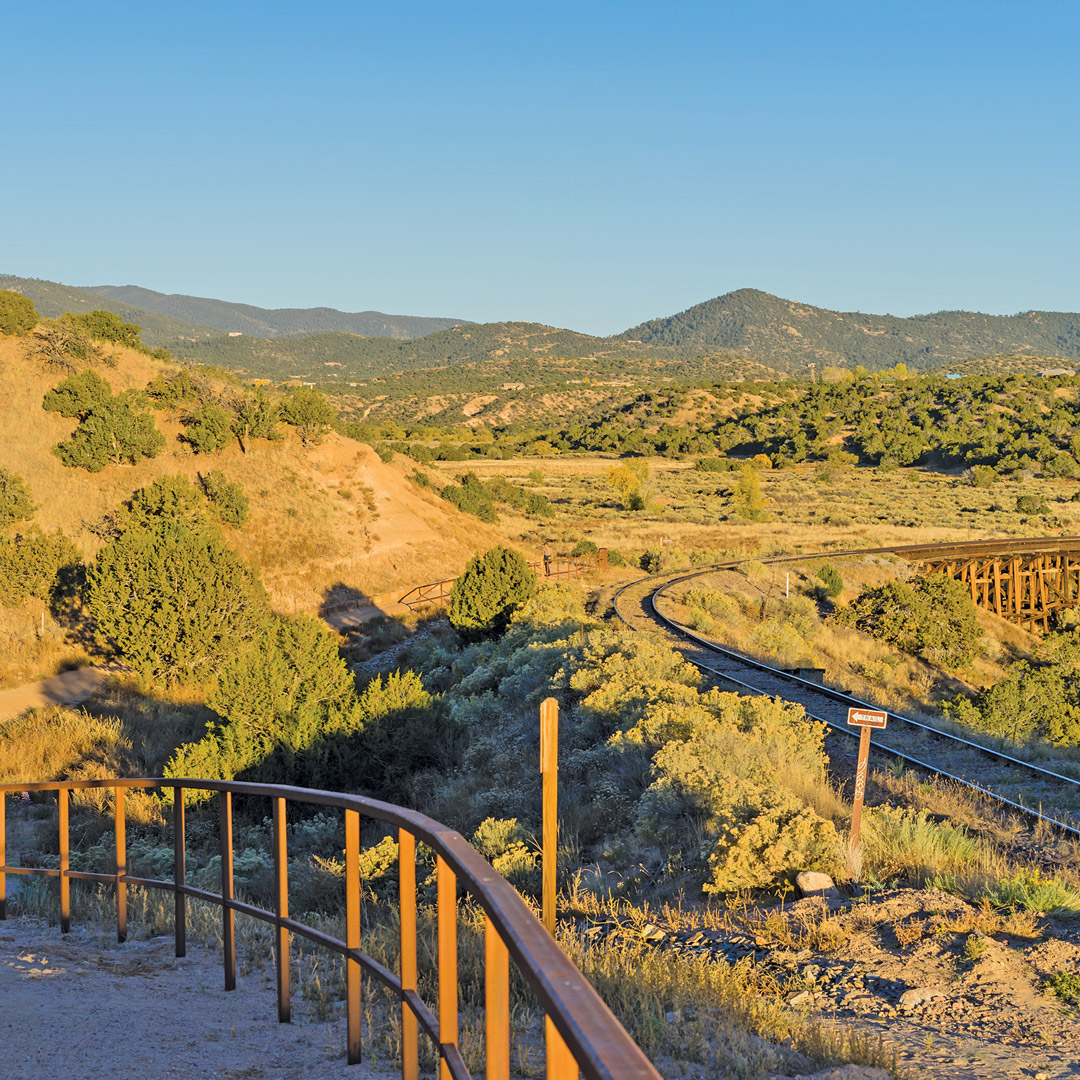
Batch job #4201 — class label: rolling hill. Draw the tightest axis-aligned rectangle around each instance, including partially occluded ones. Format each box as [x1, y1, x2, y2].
[7, 274, 1080, 383]
[86, 283, 468, 339]
[0, 332, 506, 611]
[618, 288, 1080, 371]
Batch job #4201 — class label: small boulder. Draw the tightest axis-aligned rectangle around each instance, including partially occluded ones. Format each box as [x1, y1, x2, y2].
[898, 986, 945, 1009]
[795, 871, 839, 899]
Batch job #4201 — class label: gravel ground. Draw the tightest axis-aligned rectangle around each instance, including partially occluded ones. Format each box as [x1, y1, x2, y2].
[0, 916, 399, 1080]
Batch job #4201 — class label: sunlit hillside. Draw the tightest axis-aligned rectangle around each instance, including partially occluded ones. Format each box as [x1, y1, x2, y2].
[0, 333, 505, 612]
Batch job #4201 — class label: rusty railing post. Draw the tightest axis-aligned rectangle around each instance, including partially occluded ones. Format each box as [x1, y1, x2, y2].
[59, 786, 70, 933]
[220, 790, 236, 991]
[115, 785, 127, 943]
[173, 787, 186, 957]
[345, 808, 362, 1064]
[399, 828, 419, 1080]
[485, 914, 509, 1080]
[273, 796, 291, 1023]
[437, 855, 458, 1080]
[0, 789, 6, 921]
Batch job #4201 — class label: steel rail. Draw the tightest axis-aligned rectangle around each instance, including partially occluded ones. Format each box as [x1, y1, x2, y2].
[610, 540, 1080, 837]
[684, 638, 1080, 841]
[0, 776, 662, 1080]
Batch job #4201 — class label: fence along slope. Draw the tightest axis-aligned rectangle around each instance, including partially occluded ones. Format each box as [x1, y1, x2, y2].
[0, 776, 662, 1080]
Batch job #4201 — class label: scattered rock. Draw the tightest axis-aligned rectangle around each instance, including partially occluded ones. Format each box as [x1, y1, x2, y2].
[795, 871, 839, 899]
[787, 989, 814, 1006]
[898, 986, 945, 1009]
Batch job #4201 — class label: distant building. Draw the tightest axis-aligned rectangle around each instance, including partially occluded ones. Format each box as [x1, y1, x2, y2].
[228, 331, 243, 337]
[1040, 368, 1076, 377]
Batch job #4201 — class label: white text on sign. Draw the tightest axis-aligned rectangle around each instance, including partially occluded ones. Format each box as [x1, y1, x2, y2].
[847, 708, 887, 729]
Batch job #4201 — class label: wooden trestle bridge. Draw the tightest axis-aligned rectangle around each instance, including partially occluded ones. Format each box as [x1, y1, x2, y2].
[896, 536, 1080, 631]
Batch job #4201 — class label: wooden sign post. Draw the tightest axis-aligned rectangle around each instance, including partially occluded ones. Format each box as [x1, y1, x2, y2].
[847, 707, 887, 859]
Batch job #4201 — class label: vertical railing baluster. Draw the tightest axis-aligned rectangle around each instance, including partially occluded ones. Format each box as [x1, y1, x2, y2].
[485, 914, 509, 1080]
[220, 790, 236, 991]
[399, 829, 418, 1080]
[437, 855, 458, 1080]
[173, 787, 186, 957]
[545, 1016, 579, 1080]
[0, 788, 6, 921]
[273, 796, 290, 1023]
[59, 786, 70, 933]
[345, 809, 362, 1064]
[115, 785, 127, 943]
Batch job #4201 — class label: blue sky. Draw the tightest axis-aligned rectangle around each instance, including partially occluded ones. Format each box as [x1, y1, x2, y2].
[3, 1, 1077, 334]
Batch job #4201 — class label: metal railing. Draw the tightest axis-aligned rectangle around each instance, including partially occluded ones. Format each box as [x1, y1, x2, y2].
[398, 551, 607, 611]
[0, 778, 661, 1080]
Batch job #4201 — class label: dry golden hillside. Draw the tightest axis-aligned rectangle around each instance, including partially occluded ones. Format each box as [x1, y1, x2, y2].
[0, 334, 507, 614]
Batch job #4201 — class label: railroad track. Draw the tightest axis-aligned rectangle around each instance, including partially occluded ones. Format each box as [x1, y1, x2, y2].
[611, 548, 1080, 840]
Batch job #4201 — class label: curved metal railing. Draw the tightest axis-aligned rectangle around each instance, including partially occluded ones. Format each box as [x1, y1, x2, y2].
[0, 777, 662, 1080]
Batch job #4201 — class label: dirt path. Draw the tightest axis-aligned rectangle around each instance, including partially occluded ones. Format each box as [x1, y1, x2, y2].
[0, 916, 398, 1080]
[0, 665, 124, 723]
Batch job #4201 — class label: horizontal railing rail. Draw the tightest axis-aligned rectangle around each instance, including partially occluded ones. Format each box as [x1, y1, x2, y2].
[0, 777, 661, 1080]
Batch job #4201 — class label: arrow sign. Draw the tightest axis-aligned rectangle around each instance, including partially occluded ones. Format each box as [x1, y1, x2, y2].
[848, 707, 887, 729]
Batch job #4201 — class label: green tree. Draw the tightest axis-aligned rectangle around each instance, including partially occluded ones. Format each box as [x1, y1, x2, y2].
[200, 471, 249, 527]
[0, 290, 38, 335]
[51, 394, 165, 471]
[831, 573, 981, 668]
[449, 545, 537, 634]
[62, 310, 143, 349]
[42, 369, 112, 418]
[181, 402, 233, 454]
[734, 463, 771, 521]
[281, 386, 335, 445]
[0, 527, 82, 607]
[229, 387, 281, 450]
[87, 515, 269, 683]
[0, 469, 35, 530]
[814, 563, 843, 598]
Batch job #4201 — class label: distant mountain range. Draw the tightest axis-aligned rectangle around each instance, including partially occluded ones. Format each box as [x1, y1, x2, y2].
[0, 275, 467, 346]
[84, 284, 469, 340]
[3, 274, 1079, 380]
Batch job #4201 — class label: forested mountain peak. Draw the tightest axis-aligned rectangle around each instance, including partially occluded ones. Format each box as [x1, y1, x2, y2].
[618, 289, 1080, 370]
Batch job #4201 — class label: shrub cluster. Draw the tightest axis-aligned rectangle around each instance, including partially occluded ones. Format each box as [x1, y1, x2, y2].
[831, 573, 981, 668]
[43, 370, 164, 472]
[0, 289, 38, 335]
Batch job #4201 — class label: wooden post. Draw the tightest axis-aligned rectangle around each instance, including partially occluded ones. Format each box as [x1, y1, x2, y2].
[437, 856, 458, 1080]
[539, 698, 577, 1078]
[173, 789, 186, 957]
[399, 829, 419, 1080]
[273, 796, 290, 1023]
[220, 790, 236, 991]
[485, 914, 510, 1080]
[345, 808, 362, 1065]
[115, 785, 127, 943]
[59, 787, 69, 933]
[0, 790, 6, 921]
[540, 697, 558, 935]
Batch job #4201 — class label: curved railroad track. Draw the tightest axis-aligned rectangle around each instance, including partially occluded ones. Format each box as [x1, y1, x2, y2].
[611, 540, 1080, 840]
